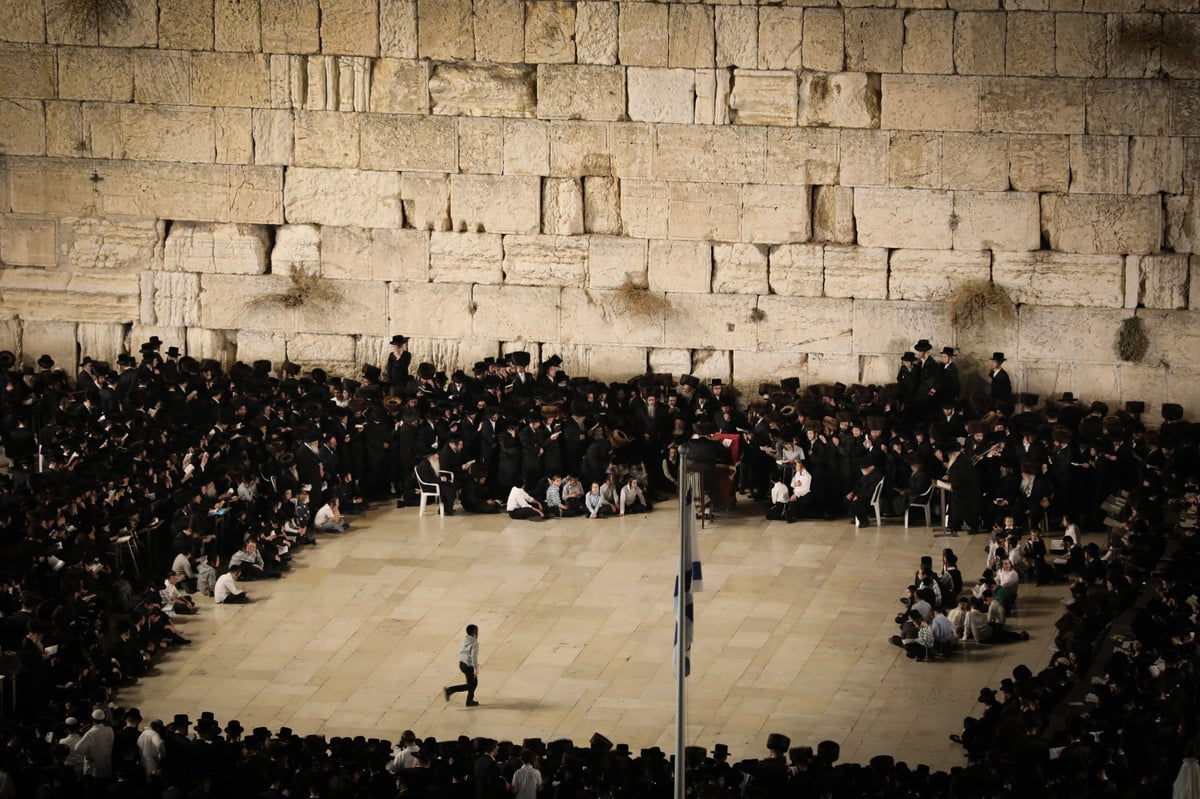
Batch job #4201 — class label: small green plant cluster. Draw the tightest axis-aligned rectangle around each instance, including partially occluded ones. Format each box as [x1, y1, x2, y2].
[1115, 316, 1150, 362]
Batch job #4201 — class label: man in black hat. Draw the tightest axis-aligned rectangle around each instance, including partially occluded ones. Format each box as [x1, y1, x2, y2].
[989, 352, 1012, 408]
[940, 346, 960, 402]
[387, 335, 411, 394]
[943, 441, 981, 535]
[913, 339, 941, 418]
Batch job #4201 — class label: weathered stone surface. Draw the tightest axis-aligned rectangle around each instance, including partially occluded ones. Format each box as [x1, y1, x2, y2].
[667, 181, 740, 242]
[712, 243, 769, 295]
[212, 0, 260, 51]
[397, 173, 449, 232]
[881, 75, 979, 131]
[715, 6, 758, 68]
[1086, 80, 1169, 136]
[627, 68, 695, 124]
[416, 0, 473, 58]
[993, 251, 1125, 307]
[271, 224, 321, 275]
[690, 348, 732, 385]
[144, 271, 200, 327]
[588, 236, 646, 290]
[853, 298, 953, 355]
[618, 2, 667, 67]
[824, 245, 889, 300]
[953, 191, 1040, 251]
[560, 287, 665, 347]
[730, 70, 798, 126]
[668, 4, 714, 68]
[766, 128, 840, 186]
[359, 114, 456, 172]
[251, 109, 293, 166]
[369, 59, 429, 114]
[953, 12, 1006, 75]
[133, 51, 192, 105]
[283, 333, 356, 368]
[609, 122, 654, 179]
[903, 10, 954, 74]
[159, 0, 213, 50]
[380, 0, 418, 57]
[537, 65, 625, 122]
[798, 72, 881, 129]
[191, 53, 270, 108]
[0, 99, 44, 156]
[473, 285, 561, 341]
[525, 1, 575, 64]
[214, 108, 253, 164]
[0, 268, 138, 322]
[649, 240, 711, 294]
[981, 78, 1085, 134]
[803, 9, 845, 72]
[813, 186, 856, 243]
[655, 126, 765, 184]
[449, 174, 539, 235]
[321, 0, 378, 56]
[585, 345, 651, 380]
[457, 117, 503, 174]
[742, 184, 811, 245]
[1129, 137, 1184, 194]
[583, 176, 621, 235]
[502, 119, 550, 176]
[768, 244, 824, 297]
[321, 227, 428, 282]
[547, 121, 608, 176]
[648, 347, 692, 380]
[429, 63, 536, 118]
[76, 322, 127, 366]
[731, 350, 808, 388]
[429, 231, 503, 284]
[1132, 253, 1190, 309]
[58, 47, 131, 102]
[20, 320, 76, 375]
[888, 132, 941, 188]
[44, 0, 97, 46]
[1166, 195, 1199, 255]
[845, 9, 904, 73]
[1017, 305, 1127, 361]
[0, 215, 56, 267]
[390, 281, 473, 338]
[941, 132, 1009, 190]
[855, 188, 953, 249]
[1069, 135, 1128, 194]
[1005, 11, 1055, 76]
[662, 293, 755, 350]
[285, 167, 402, 228]
[292, 111, 360, 169]
[258, 0, 319, 52]
[502, 235, 587, 286]
[576, 2, 617, 65]
[840, 130, 889, 188]
[163, 223, 270, 275]
[1055, 13, 1107, 76]
[1042, 194, 1163, 254]
[755, 297, 854, 353]
[694, 68, 731, 126]
[540, 178, 584, 236]
[0, 0, 46, 43]
[888, 250, 991, 301]
[44, 101, 82, 158]
[758, 7, 803, 70]
[469, 0, 520, 63]
[1136, 310, 1200, 375]
[620, 180, 668, 239]
[1009, 134, 1070, 192]
[58, 216, 163, 271]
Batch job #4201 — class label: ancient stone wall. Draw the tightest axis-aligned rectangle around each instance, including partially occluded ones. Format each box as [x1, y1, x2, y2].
[0, 0, 1198, 414]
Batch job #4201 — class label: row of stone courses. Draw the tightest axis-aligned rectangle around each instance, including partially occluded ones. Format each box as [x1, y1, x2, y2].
[2, 0, 1198, 80]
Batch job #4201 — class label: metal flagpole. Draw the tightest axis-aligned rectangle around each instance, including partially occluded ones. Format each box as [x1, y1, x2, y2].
[674, 445, 690, 799]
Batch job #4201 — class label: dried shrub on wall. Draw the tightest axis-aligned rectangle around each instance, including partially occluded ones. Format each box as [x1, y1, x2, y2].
[249, 267, 345, 312]
[944, 279, 1017, 329]
[615, 278, 671, 318]
[57, 0, 131, 27]
[1115, 316, 1150, 362]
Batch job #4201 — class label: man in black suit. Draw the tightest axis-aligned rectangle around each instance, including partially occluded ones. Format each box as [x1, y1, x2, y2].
[914, 339, 942, 418]
[940, 347, 961, 402]
[386, 334, 411, 395]
[847, 462, 883, 527]
[989, 352, 1013, 409]
[434, 436, 466, 514]
[473, 738, 507, 799]
[944, 442, 982, 535]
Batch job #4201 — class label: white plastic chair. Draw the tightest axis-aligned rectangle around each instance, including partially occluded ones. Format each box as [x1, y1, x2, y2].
[855, 477, 886, 528]
[414, 466, 454, 516]
[905, 483, 936, 528]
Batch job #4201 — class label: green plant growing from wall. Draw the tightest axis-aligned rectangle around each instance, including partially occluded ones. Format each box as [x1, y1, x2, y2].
[1115, 316, 1150, 362]
[943, 279, 1017, 329]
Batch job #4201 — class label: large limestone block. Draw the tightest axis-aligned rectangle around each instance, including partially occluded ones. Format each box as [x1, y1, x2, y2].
[619, 2, 667, 67]
[164, 223, 271, 274]
[76, 322, 128, 366]
[648, 240, 711, 294]
[44, 101, 83, 158]
[1009, 134, 1069, 192]
[766, 129, 840, 186]
[380, 0, 417, 58]
[450, 175, 539, 235]
[503, 119, 550, 175]
[855, 188, 953, 249]
[536, 65, 625, 122]
[191, 53, 271, 108]
[1069, 135, 1128, 194]
[321, 0, 379, 56]
[844, 9, 904, 73]
[1042, 194, 1163, 254]
[58, 46, 131, 102]
[583, 176, 621, 235]
[429, 63, 536, 118]
[690, 348, 732, 385]
[840, 130, 888, 188]
[1055, 13, 1107, 77]
[1017, 305, 1127, 362]
[6, 157, 95, 216]
[755, 297, 854, 353]
[655, 125, 766, 184]
[620, 180, 668, 239]
[417, 0, 473, 58]
[360, 114, 456, 172]
[1166, 195, 1199, 255]
[609, 122, 654, 179]
[271, 224, 321, 275]
[0, 99, 43, 156]
[400, 172, 451, 231]
[712, 243, 769, 295]
[369, 59, 429, 114]
[881, 75, 979, 131]
[1137, 310, 1200, 376]
[693, 68, 730, 125]
[729, 71, 797, 127]
[1129, 137, 1184, 195]
[0, 215, 56, 266]
[214, 108, 253, 164]
[1131, 254, 1190, 309]
[993, 251, 1125, 307]
[0, 0, 46, 43]
[803, 9, 844, 72]
[502, 235, 588, 286]
[798, 72, 881, 129]
[903, 10, 954, 74]
[390, 281, 474, 338]
[732, 350, 810, 389]
[559, 287, 665, 346]
[292, 111, 360, 169]
[758, 8, 802, 71]
[293, 278, 388, 336]
[576, 2, 618, 65]
[715, 6, 758, 68]
[525, 1, 575, 64]
[321, 227, 429, 282]
[887, 132, 941, 188]
[627, 68, 695, 124]
[768, 243, 824, 297]
[458, 117, 503, 174]
[953, 12, 1005, 76]
[852, 299, 952, 355]
[742, 184, 811, 245]
[667, 181, 740, 242]
[813, 186, 856, 243]
[0, 268, 138, 322]
[953, 192, 1040, 251]
[541, 178, 584, 236]
[59, 216, 163, 271]
[44, 0, 96, 46]
[159, 0, 214, 50]
[429, 231, 503, 283]
[1169, 81, 1200, 137]
[941, 133, 1009, 190]
[584, 345, 653, 381]
[1086, 80, 1169, 136]
[285, 167, 402, 228]
[888, 250, 991, 301]
[668, 4, 714, 69]
[213, 0, 261, 52]
[648, 347, 691, 380]
[260, 0, 319, 52]
[547, 121, 608, 176]
[1005, 11, 1055, 76]
[588, 236, 646, 290]
[662, 293, 756, 350]
[252, 109, 293, 166]
[470, 0, 522, 62]
[285, 333, 357, 368]
[981, 78, 1085, 134]
[824, 245, 889, 300]
[133, 51, 192, 106]
[201, 274, 293, 332]
[83, 104, 212, 164]
[20, 321, 77, 374]
[472, 285, 561, 341]
[145, 271, 201, 327]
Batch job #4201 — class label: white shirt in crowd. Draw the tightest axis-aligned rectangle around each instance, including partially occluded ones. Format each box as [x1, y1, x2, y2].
[214, 572, 244, 604]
